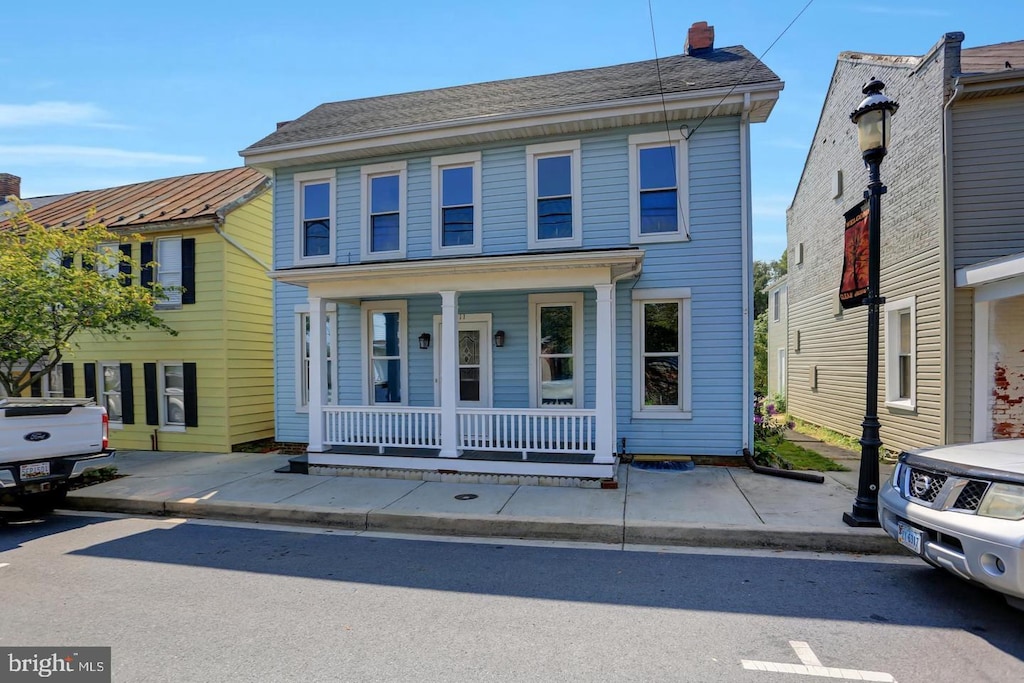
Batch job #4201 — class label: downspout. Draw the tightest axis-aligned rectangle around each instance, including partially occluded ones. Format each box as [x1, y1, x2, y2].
[213, 215, 271, 271]
[941, 78, 964, 444]
[608, 257, 644, 460]
[740, 92, 754, 453]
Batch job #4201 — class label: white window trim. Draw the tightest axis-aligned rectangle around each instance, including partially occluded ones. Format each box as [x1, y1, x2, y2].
[631, 288, 692, 419]
[158, 361, 186, 432]
[885, 296, 916, 411]
[293, 170, 337, 266]
[431, 313, 493, 405]
[431, 152, 482, 256]
[360, 161, 407, 261]
[154, 236, 182, 310]
[528, 292, 584, 409]
[98, 361, 123, 428]
[294, 303, 338, 412]
[772, 289, 781, 322]
[97, 242, 119, 279]
[526, 140, 582, 250]
[361, 300, 409, 405]
[628, 131, 690, 243]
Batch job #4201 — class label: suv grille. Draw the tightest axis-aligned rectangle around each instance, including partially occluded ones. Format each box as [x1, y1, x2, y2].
[907, 468, 946, 502]
[952, 480, 988, 512]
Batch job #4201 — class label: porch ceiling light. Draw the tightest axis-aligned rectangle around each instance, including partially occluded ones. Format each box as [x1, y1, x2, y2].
[418, 333, 431, 350]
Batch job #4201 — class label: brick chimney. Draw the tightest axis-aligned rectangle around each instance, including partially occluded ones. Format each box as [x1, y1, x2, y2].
[685, 21, 715, 55]
[0, 173, 21, 199]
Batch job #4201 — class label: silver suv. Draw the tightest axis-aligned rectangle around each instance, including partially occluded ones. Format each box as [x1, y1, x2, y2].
[878, 439, 1024, 610]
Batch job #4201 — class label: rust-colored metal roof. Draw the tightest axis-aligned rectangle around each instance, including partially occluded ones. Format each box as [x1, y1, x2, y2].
[4, 167, 269, 232]
[961, 40, 1024, 74]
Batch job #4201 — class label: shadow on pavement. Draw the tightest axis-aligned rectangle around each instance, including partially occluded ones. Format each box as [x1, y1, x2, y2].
[0, 511, 111, 553]
[64, 519, 1024, 659]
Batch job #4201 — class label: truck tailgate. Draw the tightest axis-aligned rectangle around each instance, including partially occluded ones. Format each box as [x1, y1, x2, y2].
[0, 403, 105, 464]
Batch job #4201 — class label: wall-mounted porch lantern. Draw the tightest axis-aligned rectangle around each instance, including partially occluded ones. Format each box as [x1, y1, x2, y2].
[418, 333, 431, 350]
[493, 330, 506, 348]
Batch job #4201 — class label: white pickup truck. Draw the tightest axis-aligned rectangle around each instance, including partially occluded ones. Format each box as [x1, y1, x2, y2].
[0, 397, 115, 514]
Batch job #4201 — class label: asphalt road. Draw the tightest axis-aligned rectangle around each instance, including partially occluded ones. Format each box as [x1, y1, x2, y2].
[1, 512, 1022, 682]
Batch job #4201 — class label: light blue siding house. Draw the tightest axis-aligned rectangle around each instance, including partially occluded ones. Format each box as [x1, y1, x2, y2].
[241, 24, 782, 480]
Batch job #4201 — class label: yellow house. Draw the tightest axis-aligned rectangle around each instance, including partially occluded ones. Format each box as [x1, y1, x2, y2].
[17, 168, 274, 453]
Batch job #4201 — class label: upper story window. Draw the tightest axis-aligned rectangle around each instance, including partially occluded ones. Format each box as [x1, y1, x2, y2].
[773, 289, 781, 322]
[526, 140, 582, 250]
[156, 237, 182, 308]
[293, 170, 336, 265]
[432, 152, 482, 255]
[97, 242, 119, 278]
[361, 161, 407, 261]
[629, 131, 689, 243]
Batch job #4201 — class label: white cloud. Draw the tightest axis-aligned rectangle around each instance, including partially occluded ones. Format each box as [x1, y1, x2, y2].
[0, 145, 205, 167]
[0, 101, 113, 127]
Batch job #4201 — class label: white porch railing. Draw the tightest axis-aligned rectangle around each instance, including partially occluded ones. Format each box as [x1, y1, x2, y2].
[457, 408, 596, 455]
[324, 406, 441, 449]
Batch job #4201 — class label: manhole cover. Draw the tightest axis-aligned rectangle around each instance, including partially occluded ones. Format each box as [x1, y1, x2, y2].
[454, 494, 479, 501]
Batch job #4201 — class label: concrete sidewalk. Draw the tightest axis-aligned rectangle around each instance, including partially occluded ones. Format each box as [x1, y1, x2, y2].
[61, 444, 902, 555]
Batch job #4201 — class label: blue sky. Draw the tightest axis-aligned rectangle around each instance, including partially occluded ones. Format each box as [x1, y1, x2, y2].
[2, 0, 1020, 261]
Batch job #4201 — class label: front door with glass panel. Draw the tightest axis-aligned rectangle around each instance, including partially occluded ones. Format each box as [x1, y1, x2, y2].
[434, 318, 492, 409]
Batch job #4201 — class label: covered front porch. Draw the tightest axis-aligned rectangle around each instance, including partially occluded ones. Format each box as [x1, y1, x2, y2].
[274, 249, 644, 479]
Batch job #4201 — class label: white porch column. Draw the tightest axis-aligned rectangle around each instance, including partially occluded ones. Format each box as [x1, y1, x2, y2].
[595, 283, 616, 463]
[439, 290, 459, 457]
[307, 296, 328, 452]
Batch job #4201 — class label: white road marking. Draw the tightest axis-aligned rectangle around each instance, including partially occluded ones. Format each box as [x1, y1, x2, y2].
[742, 641, 895, 681]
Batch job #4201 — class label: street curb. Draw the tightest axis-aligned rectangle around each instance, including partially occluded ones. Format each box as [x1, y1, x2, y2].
[61, 494, 902, 555]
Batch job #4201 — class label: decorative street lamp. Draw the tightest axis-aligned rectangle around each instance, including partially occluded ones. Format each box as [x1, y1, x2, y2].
[844, 78, 899, 528]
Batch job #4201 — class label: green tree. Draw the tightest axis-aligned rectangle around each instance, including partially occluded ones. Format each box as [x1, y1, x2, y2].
[753, 311, 768, 395]
[753, 249, 788, 319]
[0, 204, 175, 396]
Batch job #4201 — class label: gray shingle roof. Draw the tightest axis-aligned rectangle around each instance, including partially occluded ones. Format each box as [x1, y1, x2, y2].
[244, 46, 779, 151]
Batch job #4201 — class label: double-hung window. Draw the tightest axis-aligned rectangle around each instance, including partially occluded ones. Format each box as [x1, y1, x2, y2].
[294, 170, 336, 265]
[885, 297, 916, 409]
[296, 305, 336, 411]
[363, 301, 407, 405]
[629, 131, 689, 243]
[99, 361, 122, 424]
[528, 293, 583, 407]
[155, 237, 182, 308]
[361, 161, 407, 260]
[432, 152, 481, 255]
[161, 362, 186, 428]
[97, 242, 119, 278]
[632, 288, 691, 418]
[526, 141, 582, 249]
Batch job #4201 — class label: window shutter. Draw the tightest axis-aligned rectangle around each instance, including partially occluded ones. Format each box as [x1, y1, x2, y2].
[62, 363, 75, 398]
[30, 375, 42, 397]
[182, 238, 196, 304]
[84, 363, 97, 400]
[184, 362, 198, 427]
[120, 363, 135, 424]
[119, 244, 132, 286]
[141, 242, 154, 289]
[144, 363, 159, 425]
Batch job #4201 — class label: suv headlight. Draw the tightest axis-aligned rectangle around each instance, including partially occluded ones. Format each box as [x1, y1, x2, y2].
[978, 482, 1024, 520]
[888, 462, 903, 491]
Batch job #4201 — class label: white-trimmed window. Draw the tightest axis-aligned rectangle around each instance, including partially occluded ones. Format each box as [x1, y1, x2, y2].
[885, 296, 916, 409]
[526, 141, 582, 249]
[99, 361, 122, 424]
[362, 300, 408, 405]
[294, 170, 336, 265]
[155, 237, 182, 308]
[97, 242, 119, 278]
[528, 293, 583, 407]
[361, 161, 407, 260]
[160, 362, 186, 430]
[629, 131, 689, 243]
[296, 304, 336, 411]
[432, 152, 482, 255]
[772, 289, 781, 322]
[632, 288, 691, 418]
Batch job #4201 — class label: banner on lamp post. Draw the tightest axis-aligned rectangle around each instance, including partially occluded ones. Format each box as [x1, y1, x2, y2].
[839, 200, 870, 309]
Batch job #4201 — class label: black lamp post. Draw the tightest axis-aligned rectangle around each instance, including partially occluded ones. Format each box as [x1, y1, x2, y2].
[844, 78, 899, 527]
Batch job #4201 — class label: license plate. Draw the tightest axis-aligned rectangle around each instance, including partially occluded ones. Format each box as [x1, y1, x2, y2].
[20, 462, 50, 480]
[897, 521, 924, 554]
